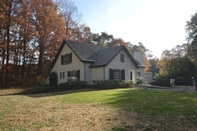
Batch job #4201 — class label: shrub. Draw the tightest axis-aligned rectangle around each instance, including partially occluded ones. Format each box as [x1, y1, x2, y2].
[121, 80, 134, 88]
[152, 73, 171, 87]
[58, 81, 87, 90]
[137, 76, 146, 85]
[92, 80, 134, 89]
[49, 72, 58, 87]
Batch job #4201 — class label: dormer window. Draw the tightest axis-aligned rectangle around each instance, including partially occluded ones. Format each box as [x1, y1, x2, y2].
[61, 53, 72, 65]
[120, 54, 124, 62]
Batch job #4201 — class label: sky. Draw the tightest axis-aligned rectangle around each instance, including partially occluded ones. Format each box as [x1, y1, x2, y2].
[72, 0, 197, 58]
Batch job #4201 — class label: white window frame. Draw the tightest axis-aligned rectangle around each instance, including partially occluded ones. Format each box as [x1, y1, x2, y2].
[113, 69, 121, 80]
[71, 70, 77, 81]
[60, 72, 65, 79]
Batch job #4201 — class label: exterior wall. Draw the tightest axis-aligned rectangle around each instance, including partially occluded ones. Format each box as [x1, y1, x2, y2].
[136, 68, 144, 78]
[144, 72, 153, 84]
[90, 67, 104, 83]
[84, 63, 92, 84]
[105, 49, 138, 83]
[51, 44, 84, 85]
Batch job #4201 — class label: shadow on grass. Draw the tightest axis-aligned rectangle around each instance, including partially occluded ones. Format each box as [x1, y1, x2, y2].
[105, 89, 197, 130]
[3, 85, 121, 98]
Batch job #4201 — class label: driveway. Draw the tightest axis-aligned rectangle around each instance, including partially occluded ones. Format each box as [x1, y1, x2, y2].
[138, 85, 197, 92]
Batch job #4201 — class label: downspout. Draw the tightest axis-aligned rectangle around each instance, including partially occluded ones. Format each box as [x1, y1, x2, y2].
[84, 63, 86, 82]
[103, 67, 105, 80]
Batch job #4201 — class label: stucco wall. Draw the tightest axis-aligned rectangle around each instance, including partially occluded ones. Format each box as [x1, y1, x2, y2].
[144, 72, 153, 84]
[90, 67, 104, 82]
[51, 44, 84, 85]
[105, 49, 138, 83]
[84, 63, 92, 84]
[136, 68, 144, 78]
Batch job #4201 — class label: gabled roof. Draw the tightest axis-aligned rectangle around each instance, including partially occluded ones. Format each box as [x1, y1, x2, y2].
[135, 60, 146, 68]
[51, 40, 140, 69]
[66, 40, 105, 61]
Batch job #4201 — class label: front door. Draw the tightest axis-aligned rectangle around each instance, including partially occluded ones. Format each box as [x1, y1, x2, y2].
[130, 71, 132, 80]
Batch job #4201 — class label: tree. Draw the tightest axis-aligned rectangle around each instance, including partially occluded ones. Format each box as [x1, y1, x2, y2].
[30, 0, 65, 76]
[92, 32, 113, 46]
[157, 44, 196, 79]
[0, 0, 20, 86]
[56, 0, 82, 41]
[185, 12, 197, 62]
[149, 58, 159, 75]
[13, 0, 34, 78]
[110, 38, 130, 51]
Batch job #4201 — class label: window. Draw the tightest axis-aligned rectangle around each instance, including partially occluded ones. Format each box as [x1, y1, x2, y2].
[120, 54, 124, 62]
[68, 70, 80, 81]
[114, 69, 121, 80]
[71, 70, 77, 81]
[109, 69, 125, 80]
[61, 53, 72, 65]
[60, 72, 62, 79]
[63, 72, 65, 78]
[60, 72, 65, 79]
[138, 72, 141, 76]
[130, 71, 133, 80]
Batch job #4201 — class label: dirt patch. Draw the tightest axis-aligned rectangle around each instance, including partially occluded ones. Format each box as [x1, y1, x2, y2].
[0, 87, 25, 95]
[4, 98, 138, 131]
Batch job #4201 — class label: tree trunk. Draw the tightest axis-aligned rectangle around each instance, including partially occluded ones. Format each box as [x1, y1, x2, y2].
[5, 0, 12, 87]
[22, 37, 26, 78]
[1, 50, 5, 86]
[37, 46, 43, 76]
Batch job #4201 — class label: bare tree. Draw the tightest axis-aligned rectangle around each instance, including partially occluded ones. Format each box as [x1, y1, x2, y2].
[56, 0, 82, 40]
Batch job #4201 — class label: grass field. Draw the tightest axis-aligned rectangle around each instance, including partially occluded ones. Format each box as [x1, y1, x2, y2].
[0, 88, 197, 131]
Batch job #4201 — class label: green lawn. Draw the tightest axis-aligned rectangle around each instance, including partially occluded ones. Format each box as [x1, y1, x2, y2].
[0, 88, 197, 131]
[59, 88, 197, 117]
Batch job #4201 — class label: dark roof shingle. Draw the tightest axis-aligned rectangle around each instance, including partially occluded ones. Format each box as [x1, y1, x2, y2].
[51, 40, 139, 68]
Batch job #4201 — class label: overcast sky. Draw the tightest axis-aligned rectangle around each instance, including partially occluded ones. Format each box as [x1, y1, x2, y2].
[72, 0, 197, 58]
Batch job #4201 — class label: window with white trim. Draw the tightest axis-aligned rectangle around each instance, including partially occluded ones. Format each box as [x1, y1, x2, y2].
[68, 70, 80, 81]
[109, 69, 125, 80]
[60, 72, 65, 79]
[71, 70, 77, 81]
[113, 69, 121, 80]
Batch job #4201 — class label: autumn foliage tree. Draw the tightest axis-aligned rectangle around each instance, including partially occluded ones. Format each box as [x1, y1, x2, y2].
[157, 44, 196, 80]
[30, 0, 65, 76]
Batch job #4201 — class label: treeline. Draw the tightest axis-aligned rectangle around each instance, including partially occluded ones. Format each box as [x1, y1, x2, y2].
[153, 11, 197, 86]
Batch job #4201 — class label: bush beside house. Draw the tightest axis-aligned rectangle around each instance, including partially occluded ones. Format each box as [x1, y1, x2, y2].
[49, 72, 58, 87]
[92, 80, 134, 89]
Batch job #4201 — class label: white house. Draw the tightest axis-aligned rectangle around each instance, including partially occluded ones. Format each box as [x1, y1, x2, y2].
[51, 40, 147, 85]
